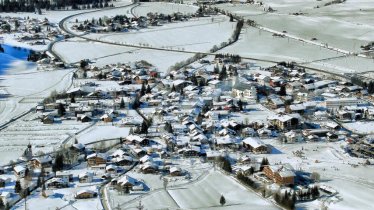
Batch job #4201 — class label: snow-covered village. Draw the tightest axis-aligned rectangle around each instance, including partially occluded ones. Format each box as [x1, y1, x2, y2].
[0, 0, 373, 210]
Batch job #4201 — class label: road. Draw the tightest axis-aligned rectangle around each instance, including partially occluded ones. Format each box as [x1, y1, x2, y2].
[50, 2, 355, 82]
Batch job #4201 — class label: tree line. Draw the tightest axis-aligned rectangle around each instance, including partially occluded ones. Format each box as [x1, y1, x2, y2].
[351, 75, 374, 93]
[0, 0, 113, 13]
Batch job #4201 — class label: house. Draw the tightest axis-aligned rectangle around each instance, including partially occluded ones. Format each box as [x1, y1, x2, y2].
[87, 153, 108, 166]
[242, 137, 268, 154]
[0, 177, 9, 188]
[232, 79, 257, 102]
[75, 190, 97, 199]
[324, 97, 365, 109]
[55, 171, 73, 183]
[46, 177, 69, 189]
[117, 175, 138, 192]
[140, 163, 158, 174]
[42, 115, 54, 124]
[78, 172, 94, 183]
[283, 131, 303, 143]
[30, 155, 53, 169]
[106, 165, 118, 174]
[126, 135, 150, 146]
[169, 166, 183, 176]
[13, 165, 26, 178]
[100, 114, 113, 122]
[268, 114, 299, 130]
[263, 164, 295, 185]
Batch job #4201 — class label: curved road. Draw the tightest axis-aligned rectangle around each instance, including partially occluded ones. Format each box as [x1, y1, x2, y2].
[50, 2, 354, 81]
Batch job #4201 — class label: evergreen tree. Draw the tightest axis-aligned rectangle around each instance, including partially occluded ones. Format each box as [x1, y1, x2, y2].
[260, 157, 269, 171]
[219, 65, 227, 80]
[70, 95, 76, 103]
[141, 121, 148, 134]
[238, 99, 243, 111]
[221, 158, 232, 173]
[146, 85, 151, 94]
[57, 103, 66, 116]
[140, 83, 146, 96]
[15, 180, 22, 193]
[171, 84, 176, 92]
[120, 98, 125, 109]
[220, 195, 226, 206]
[53, 153, 64, 172]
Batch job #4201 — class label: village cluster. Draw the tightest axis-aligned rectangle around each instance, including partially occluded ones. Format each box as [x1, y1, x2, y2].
[0, 49, 372, 209]
[0, 0, 373, 210]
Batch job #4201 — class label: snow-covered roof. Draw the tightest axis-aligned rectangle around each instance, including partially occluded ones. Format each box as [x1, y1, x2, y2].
[242, 137, 266, 148]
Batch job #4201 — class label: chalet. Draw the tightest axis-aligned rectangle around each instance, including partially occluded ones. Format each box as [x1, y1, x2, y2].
[13, 165, 26, 178]
[111, 155, 133, 166]
[30, 155, 53, 169]
[170, 166, 183, 176]
[286, 81, 302, 91]
[126, 135, 150, 146]
[106, 165, 118, 174]
[55, 171, 73, 183]
[87, 153, 108, 167]
[42, 115, 54, 124]
[268, 115, 299, 130]
[268, 97, 284, 109]
[242, 137, 268, 154]
[75, 190, 97, 199]
[286, 104, 306, 114]
[140, 163, 158, 174]
[284, 131, 303, 143]
[263, 164, 295, 185]
[232, 80, 257, 102]
[78, 172, 94, 183]
[46, 177, 69, 189]
[100, 114, 113, 123]
[117, 175, 138, 191]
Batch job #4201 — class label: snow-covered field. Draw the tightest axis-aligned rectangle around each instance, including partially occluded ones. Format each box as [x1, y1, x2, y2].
[343, 121, 374, 135]
[0, 68, 73, 123]
[260, 138, 374, 210]
[86, 15, 235, 52]
[123, 170, 279, 210]
[133, 2, 198, 17]
[77, 125, 130, 145]
[12, 163, 103, 210]
[53, 39, 192, 74]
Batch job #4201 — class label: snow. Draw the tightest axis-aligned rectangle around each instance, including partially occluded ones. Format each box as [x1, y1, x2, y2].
[77, 125, 130, 144]
[166, 171, 277, 210]
[53, 39, 192, 74]
[343, 121, 374, 135]
[85, 15, 235, 52]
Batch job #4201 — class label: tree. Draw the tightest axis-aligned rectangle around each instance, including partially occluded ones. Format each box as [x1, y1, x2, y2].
[221, 158, 232, 173]
[220, 195, 226, 206]
[15, 180, 22, 193]
[237, 99, 243, 111]
[229, 14, 234, 22]
[80, 60, 88, 69]
[140, 83, 146, 96]
[164, 122, 173, 133]
[57, 103, 66, 116]
[260, 157, 269, 171]
[70, 95, 76, 103]
[146, 85, 151, 94]
[171, 84, 176, 92]
[140, 121, 148, 134]
[120, 97, 125, 109]
[219, 65, 227, 80]
[279, 85, 287, 96]
[214, 64, 219, 74]
[53, 153, 64, 172]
